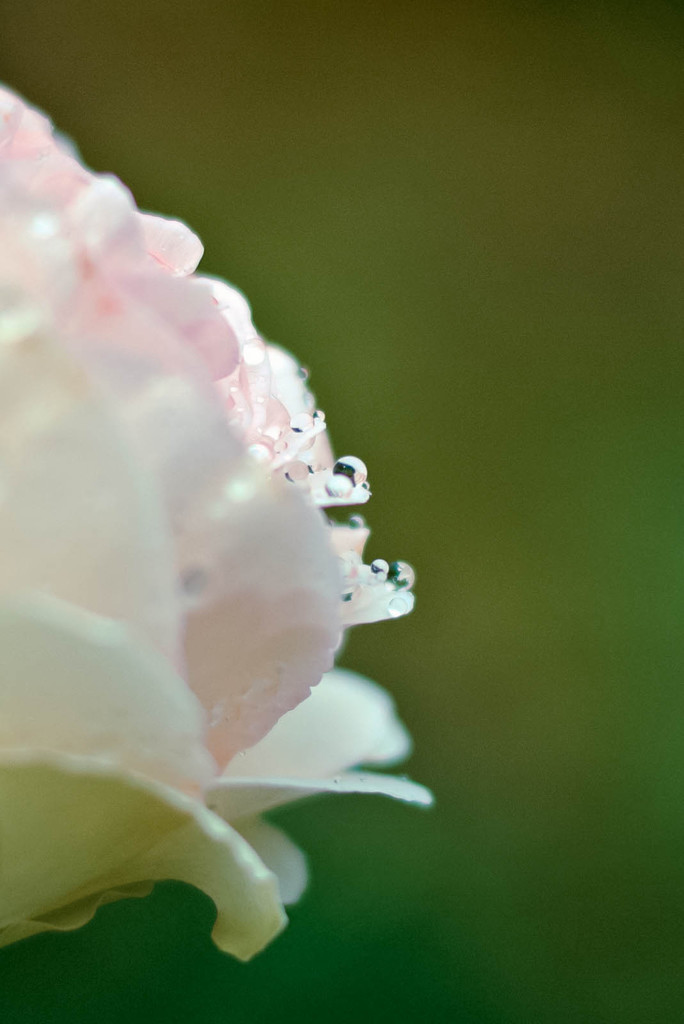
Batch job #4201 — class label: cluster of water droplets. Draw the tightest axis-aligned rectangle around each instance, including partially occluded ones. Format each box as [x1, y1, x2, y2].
[218, 330, 415, 627]
[333, 511, 416, 626]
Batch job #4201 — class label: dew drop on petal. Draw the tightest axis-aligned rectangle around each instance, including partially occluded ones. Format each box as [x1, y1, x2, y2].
[31, 213, 59, 239]
[243, 339, 267, 366]
[388, 560, 416, 589]
[333, 455, 367, 486]
[247, 442, 272, 464]
[297, 433, 316, 452]
[370, 558, 389, 581]
[349, 514, 366, 530]
[291, 412, 314, 433]
[388, 595, 412, 617]
[325, 473, 354, 499]
[284, 461, 310, 483]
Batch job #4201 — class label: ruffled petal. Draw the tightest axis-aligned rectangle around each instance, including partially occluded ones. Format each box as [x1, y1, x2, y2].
[0, 882, 154, 948]
[206, 771, 433, 821]
[235, 818, 308, 906]
[222, 668, 411, 781]
[0, 593, 213, 791]
[0, 754, 285, 960]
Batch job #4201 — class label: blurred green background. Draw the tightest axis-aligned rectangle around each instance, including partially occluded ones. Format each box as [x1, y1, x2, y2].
[1, 1, 684, 1020]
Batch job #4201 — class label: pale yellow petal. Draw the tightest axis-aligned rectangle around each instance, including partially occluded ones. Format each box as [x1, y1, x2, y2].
[235, 818, 308, 906]
[0, 882, 153, 948]
[0, 753, 285, 960]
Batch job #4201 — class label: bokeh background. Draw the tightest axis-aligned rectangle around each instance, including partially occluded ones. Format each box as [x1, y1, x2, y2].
[1, 1, 683, 1021]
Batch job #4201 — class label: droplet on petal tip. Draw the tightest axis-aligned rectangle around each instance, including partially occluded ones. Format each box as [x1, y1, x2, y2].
[333, 455, 368, 486]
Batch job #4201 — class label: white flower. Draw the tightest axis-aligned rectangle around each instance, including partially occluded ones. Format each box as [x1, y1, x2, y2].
[0, 86, 431, 959]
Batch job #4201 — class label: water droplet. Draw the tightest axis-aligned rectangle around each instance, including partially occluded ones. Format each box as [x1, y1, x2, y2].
[326, 473, 354, 499]
[297, 433, 316, 452]
[297, 366, 310, 381]
[388, 561, 416, 589]
[243, 339, 266, 366]
[333, 455, 367, 486]
[370, 558, 389, 581]
[284, 461, 309, 482]
[248, 442, 272, 463]
[291, 412, 314, 433]
[313, 409, 326, 422]
[31, 213, 58, 239]
[388, 595, 411, 618]
[349, 514, 366, 530]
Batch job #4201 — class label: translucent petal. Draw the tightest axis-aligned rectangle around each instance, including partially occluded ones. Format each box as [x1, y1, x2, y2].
[0, 754, 285, 960]
[222, 668, 411, 781]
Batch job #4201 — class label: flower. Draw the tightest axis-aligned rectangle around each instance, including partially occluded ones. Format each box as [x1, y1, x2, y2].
[0, 86, 431, 959]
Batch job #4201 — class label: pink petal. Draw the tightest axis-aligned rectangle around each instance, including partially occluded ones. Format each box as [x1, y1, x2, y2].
[139, 212, 204, 277]
[182, 474, 342, 767]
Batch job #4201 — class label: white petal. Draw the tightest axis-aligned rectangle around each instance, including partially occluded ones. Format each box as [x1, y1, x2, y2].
[0, 325, 180, 662]
[0, 593, 214, 791]
[235, 818, 308, 906]
[0, 752, 285, 960]
[222, 668, 411, 780]
[206, 771, 433, 821]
